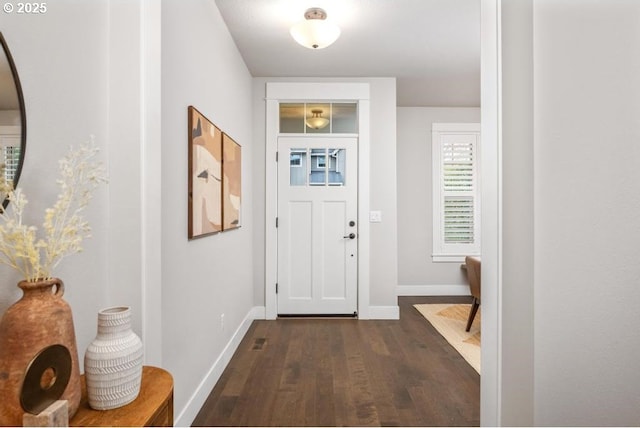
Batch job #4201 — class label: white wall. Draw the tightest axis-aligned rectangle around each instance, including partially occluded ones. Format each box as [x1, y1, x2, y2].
[500, 0, 534, 424]
[396, 107, 480, 295]
[106, 0, 144, 352]
[161, 0, 254, 423]
[532, 1, 640, 425]
[499, 2, 640, 424]
[0, 1, 150, 367]
[251, 77, 397, 311]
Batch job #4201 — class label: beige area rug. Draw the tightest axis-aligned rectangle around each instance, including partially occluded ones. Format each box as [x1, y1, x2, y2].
[413, 303, 481, 374]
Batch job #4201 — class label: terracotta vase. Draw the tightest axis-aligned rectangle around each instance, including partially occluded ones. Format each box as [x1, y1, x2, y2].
[0, 278, 81, 426]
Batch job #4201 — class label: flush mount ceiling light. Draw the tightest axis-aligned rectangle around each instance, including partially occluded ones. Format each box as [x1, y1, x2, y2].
[290, 7, 341, 49]
[306, 109, 330, 129]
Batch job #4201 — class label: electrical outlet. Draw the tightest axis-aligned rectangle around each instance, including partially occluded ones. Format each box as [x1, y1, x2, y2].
[220, 313, 225, 331]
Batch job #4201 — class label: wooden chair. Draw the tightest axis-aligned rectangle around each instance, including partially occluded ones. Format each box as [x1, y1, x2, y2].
[464, 256, 481, 332]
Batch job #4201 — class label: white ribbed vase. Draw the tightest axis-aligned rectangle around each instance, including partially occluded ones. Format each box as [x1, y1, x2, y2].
[84, 306, 143, 410]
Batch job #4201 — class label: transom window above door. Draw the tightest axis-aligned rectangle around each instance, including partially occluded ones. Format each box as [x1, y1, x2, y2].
[279, 103, 358, 134]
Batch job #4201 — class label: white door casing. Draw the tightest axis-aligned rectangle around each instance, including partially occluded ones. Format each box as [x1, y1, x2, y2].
[277, 137, 358, 315]
[265, 82, 371, 320]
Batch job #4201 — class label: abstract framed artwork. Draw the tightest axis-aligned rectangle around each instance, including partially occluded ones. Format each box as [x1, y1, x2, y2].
[222, 133, 242, 230]
[188, 106, 222, 239]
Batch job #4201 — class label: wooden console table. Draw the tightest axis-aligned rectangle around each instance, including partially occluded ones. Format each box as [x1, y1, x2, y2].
[70, 366, 174, 427]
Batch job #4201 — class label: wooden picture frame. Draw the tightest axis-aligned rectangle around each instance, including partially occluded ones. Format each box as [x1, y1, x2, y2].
[222, 133, 241, 231]
[188, 106, 222, 239]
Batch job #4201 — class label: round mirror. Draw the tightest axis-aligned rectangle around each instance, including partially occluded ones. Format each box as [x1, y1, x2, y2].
[0, 32, 26, 208]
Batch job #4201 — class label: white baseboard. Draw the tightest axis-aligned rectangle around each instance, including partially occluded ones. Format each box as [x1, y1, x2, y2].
[397, 284, 471, 296]
[367, 305, 400, 319]
[174, 305, 266, 427]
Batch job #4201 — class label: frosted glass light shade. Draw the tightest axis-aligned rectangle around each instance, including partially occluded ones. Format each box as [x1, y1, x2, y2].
[306, 116, 330, 129]
[306, 109, 330, 129]
[290, 19, 340, 49]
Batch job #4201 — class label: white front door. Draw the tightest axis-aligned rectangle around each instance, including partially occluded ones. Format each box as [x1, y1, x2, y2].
[277, 136, 358, 315]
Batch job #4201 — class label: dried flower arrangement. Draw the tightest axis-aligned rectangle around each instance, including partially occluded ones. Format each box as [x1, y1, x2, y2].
[0, 138, 107, 281]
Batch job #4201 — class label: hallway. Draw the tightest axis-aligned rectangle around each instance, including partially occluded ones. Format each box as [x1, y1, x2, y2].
[193, 296, 480, 426]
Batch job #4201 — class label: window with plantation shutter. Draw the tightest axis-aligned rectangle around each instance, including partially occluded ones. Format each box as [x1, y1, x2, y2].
[3, 146, 20, 183]
[0, 128, 20, 184]
[432, 123, 480, 262]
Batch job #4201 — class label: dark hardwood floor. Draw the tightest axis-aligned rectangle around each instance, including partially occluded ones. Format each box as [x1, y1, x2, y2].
[192, 296, 480, 427]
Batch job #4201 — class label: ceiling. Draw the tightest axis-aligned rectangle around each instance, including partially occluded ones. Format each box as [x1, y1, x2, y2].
[214, 0, 480, 107]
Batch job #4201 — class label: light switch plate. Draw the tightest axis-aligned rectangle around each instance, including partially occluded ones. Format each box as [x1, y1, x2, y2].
[369, 211, 382, 223]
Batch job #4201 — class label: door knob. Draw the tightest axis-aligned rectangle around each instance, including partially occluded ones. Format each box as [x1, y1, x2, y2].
[343, 233, 356, 239]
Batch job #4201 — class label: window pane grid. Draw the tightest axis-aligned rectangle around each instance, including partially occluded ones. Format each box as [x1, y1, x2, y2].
[289, 148, 347, 187]
[279, 102, 358, 134]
